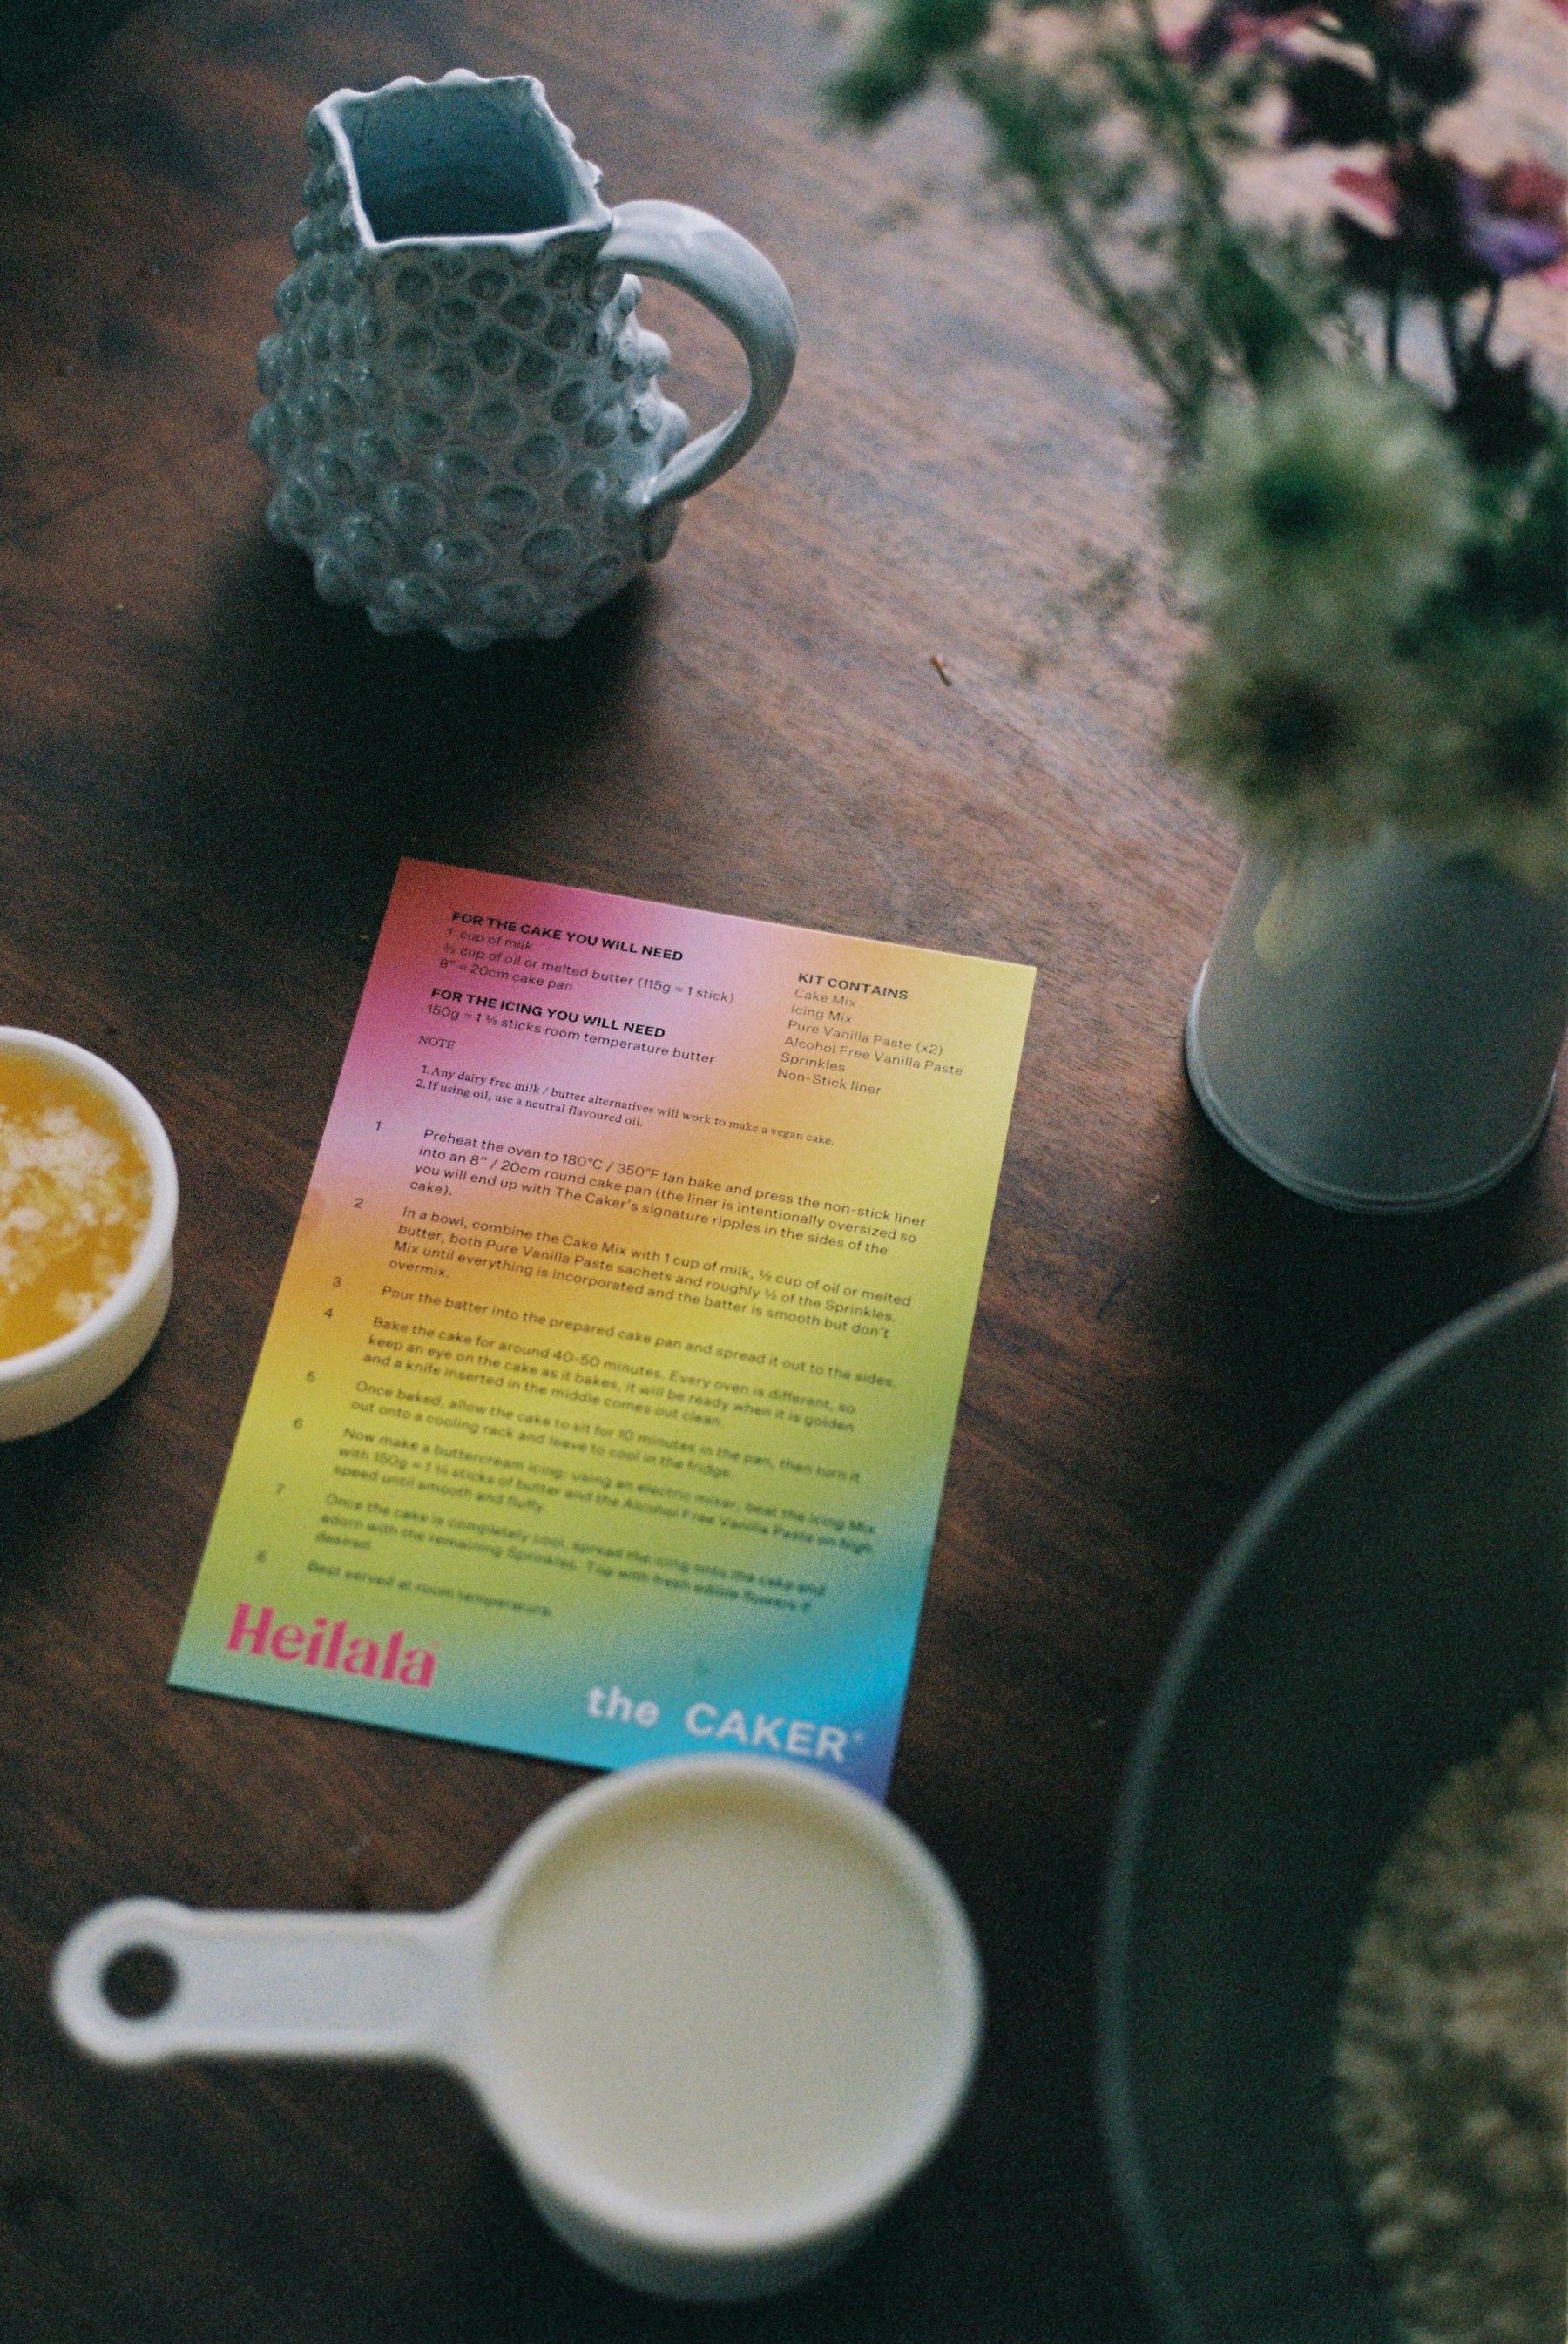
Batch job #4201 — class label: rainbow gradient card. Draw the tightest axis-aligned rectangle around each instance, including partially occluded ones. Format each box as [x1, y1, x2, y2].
[171, 861, 1035, 1796]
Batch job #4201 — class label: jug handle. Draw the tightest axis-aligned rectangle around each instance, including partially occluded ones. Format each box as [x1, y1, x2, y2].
[599, 201, 797, 513]
[52, 1895, 466, 2067]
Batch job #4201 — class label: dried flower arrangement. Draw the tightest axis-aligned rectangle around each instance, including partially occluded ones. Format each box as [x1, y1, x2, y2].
[830, 0, 1568, 888]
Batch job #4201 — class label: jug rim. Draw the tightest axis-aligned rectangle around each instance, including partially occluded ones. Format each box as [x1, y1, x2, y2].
[313, 70, 613, 256]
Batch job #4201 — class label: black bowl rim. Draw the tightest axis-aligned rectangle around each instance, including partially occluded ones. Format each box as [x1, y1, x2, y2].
[1095, 1256, 1568, 2341]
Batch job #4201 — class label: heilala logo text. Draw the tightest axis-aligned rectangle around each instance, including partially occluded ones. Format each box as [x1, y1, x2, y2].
[227, 1601, 436, 1688]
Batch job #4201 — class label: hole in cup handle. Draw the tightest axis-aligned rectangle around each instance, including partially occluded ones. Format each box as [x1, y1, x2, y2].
[102, 1941, 179, 2020]
[52, 1896, 463, 2068]
[601, 200, 798, 513]
[53, 1900, 196, 2066]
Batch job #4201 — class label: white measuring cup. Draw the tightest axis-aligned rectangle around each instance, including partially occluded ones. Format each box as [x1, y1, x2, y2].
[53, 1756, 982, 2301]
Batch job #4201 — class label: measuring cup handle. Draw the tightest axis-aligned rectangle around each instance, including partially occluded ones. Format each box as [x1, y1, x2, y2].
[600, 200, 797, 512]
[52, 1897, 464, 2069]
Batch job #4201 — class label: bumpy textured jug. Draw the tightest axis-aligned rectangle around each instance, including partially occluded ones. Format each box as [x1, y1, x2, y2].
[250, 72, 798, 647]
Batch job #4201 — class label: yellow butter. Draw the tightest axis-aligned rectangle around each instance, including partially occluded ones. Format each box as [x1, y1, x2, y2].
[0, 1052, 152, 1361]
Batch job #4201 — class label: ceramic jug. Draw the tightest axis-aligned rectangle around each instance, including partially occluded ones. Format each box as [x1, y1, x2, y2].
[250, 71, 798, 647]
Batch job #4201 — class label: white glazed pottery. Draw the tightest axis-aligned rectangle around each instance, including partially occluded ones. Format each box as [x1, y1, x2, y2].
[251, 71, 799, 647]
[53, 1756, 983, 2302]
[0, 1030, 178, 1440]
[1186, 834, 1568, 1210]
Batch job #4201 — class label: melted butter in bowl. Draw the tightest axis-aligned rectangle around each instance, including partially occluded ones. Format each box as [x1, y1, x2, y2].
[0, 1031, 177, 1438]
[0, 1052, 152, 1361]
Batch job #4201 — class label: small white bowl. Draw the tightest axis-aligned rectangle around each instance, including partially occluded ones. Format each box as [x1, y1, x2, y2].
[0, 1029, 178, 1441]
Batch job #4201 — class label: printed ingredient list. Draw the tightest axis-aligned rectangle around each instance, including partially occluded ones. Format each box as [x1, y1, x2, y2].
[171, 860, 1035, 1795]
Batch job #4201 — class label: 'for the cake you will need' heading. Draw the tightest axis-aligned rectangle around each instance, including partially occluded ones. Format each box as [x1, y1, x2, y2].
[449, 909, 684, 959]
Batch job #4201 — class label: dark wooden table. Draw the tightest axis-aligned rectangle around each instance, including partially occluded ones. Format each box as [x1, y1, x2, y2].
[1, 4, 1562, 2338]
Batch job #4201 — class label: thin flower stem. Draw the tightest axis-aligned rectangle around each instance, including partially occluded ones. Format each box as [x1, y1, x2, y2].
[1474, 279, 1502, 361]
[955, 57, 1191, 413]
[1123, 0, 1318, 382]
[1125, 0, 1228, 220]
[1437, 296, 1465, 395]
[1384, 276, 1403, 377]
[1033, 179, 1190, 409]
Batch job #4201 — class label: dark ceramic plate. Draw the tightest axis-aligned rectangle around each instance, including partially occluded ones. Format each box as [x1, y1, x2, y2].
[1098, 1261, 1567, 2343]
[0, 3, 140, 121]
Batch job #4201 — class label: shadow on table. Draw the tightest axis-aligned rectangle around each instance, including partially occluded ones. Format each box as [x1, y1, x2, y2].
[1036, 1060, 1564, 1754]
[1140, 1076, 1561, 1544]
[416, 1956, 1152, 2344]
[125, 527, 659, 942]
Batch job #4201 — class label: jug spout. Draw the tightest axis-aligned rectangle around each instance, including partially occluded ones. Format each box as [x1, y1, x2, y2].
[315, 71, 612, 253]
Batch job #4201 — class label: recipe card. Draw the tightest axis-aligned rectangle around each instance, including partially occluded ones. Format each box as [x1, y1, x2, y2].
[171, 861, 1034, 1797]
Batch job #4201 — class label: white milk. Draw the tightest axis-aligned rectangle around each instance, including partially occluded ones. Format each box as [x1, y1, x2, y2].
[488, 1773, 953, 2220]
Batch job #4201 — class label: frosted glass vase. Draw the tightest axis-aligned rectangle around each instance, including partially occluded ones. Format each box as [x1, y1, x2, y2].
[1185, 835, 1568, 1211]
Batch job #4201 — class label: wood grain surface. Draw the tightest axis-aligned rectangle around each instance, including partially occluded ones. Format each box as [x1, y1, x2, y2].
[0, 3, 1563, 2339]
